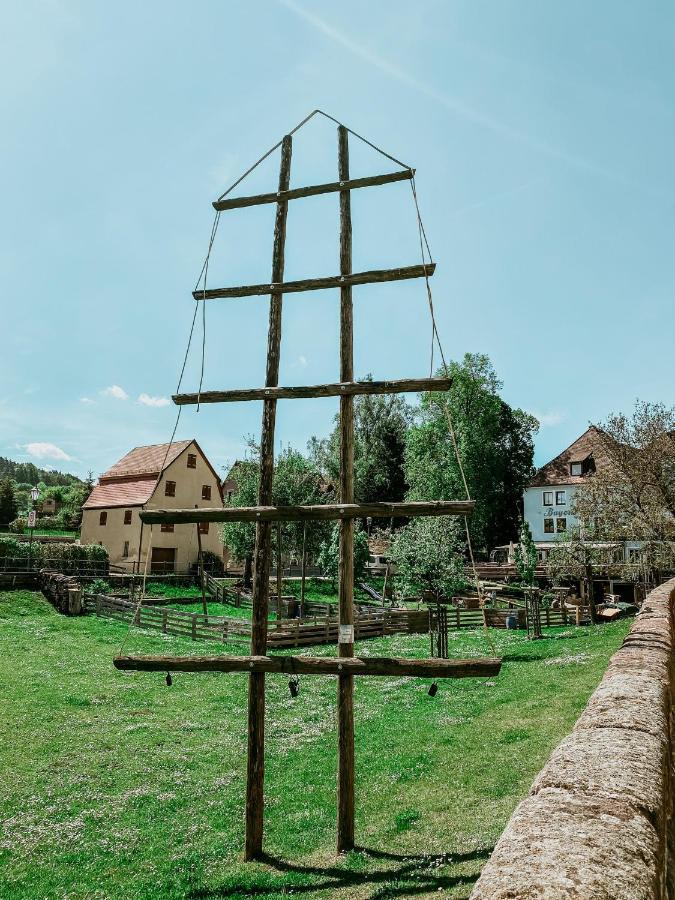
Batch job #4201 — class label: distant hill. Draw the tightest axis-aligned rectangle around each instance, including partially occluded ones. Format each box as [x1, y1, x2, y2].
[0, 457, 85, 488]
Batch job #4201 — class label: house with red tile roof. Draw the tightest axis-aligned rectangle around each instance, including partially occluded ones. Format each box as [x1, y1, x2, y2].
[81, 440, 225, 573]
[523, 426, 610, 544]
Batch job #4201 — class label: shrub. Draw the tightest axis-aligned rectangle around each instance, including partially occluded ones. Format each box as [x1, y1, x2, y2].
[200, 550, 225, 576]
[9, 518, 26, 534]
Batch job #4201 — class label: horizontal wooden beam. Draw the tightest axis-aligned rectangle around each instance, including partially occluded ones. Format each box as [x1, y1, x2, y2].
[140, 500, 474, 526]
[213, 169, 414, 211]
[173, 377, 453, 406]
[192, 264, 435, 301]
[114, 654, 501, 678]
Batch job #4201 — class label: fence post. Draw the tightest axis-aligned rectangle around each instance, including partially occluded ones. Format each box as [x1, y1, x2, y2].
[162, 609, 168, 633]
[192, 614, 197, 640]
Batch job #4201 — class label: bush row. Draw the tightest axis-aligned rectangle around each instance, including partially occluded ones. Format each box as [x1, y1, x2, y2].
[0, 536, 109, 575]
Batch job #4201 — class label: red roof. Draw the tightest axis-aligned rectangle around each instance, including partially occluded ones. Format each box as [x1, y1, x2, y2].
[83, 476, 157, 509]
[529, 426, 610, 487]
[83, 440, 194, 510]
[102, 441, 192, 478]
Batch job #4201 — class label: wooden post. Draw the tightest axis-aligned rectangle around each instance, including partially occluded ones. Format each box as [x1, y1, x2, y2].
[300, 522, 307, 618]
[245, 133, 292, 862]
[337, 124, 355, 854]
[197, 523, 208, 621]
[276, 521, 283, 620]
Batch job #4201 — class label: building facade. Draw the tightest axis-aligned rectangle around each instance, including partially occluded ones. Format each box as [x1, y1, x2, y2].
[81, 440, 225, 573]
[523, 426, 608, 544]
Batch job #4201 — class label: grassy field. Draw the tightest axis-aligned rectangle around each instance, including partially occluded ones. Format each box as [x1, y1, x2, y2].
[0, 591, 629, 899]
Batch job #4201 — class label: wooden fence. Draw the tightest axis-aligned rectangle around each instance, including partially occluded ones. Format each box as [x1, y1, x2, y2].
[87, 592, 430, 648]
[431, 605, 576, 630]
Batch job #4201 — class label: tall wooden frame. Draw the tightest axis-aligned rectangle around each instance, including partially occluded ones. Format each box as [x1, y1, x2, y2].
[115, 125, 501, 860]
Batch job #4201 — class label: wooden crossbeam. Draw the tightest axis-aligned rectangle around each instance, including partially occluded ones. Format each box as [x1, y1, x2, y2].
[212, 169, 414, 211]
[113, 654, 502, 678]
[192, 263, 435, 301]
[173, 376, 452, 406]
[139, 500, 475, 526]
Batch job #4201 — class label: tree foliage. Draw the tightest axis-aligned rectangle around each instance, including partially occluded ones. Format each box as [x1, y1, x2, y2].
[571, 403, 675, 577]
[316, 525, 370, 586]
[513, 521, 538, 587]
[309, 377, 412, 504]
[404, 353, 538, 553]
[0, 478, 18, 526]
[389, 516, 468, 599]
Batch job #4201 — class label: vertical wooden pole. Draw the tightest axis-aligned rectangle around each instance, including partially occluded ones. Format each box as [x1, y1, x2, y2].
[196, 525, 208, 620]
[276, 521, 283, 618]
[337, 124, 355, 853]
[245, 133, 292, 862]
[300, 522, 307, 617]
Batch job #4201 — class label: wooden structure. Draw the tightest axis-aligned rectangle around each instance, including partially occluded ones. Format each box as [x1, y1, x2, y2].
[113, 121, 501, 859]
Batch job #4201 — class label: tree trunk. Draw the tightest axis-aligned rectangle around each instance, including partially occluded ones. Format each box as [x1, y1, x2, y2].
[585, 564, 596, 623]
[244, 554, 253, 590]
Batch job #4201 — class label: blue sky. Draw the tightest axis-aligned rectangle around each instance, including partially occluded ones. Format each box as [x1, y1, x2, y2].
[2, 0, 674, 481]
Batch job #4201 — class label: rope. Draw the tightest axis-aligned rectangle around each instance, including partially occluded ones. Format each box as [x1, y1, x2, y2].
[215, 109, 410, 203]
[408, 178, 497, 656]
[118, 525, 154, 655]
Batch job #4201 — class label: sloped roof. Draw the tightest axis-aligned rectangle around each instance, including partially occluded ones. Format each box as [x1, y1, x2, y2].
[83, 440, 197, 509]
[529, 426, 610, 487]
[102, 441, 192, 478]
[83, 476, 157, 509]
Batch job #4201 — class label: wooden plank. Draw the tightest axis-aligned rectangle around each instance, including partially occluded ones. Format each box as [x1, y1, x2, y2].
[245, 132, 292, 863]
[173, 376, 453, 406]
[212, 169, 414, 211]
[192, 263, 435, 301]
[140, 500, 475, 526]
[113, 654, 502, 678]
[337, 124, 355, 854]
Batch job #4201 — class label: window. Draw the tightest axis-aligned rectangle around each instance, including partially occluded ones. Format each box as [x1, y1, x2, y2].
[187, 453, 197, 469]
[165, 480, 176, 497]
[227, 490, 233, 501]
[161, 523, 174, 533]
[543, 518, 554, 534]
[122, 541, 129, 558]
[99, 511, 107, 526]
[198, 522, 210, 535]
[542, 491, 554, 506]
[124, 510, 132, 525]
[570, 462, 583, 476]
[556, 518, 567, 533]
[555, 490, 566, 506]
[202, 485, 211, 501]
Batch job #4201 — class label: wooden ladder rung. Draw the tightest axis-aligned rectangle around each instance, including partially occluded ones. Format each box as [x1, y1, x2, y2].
[173, 377, 452, 406]
[213, 169, 414, 211]
[139, 500, 475, 526]
[192, 264, 435, 301]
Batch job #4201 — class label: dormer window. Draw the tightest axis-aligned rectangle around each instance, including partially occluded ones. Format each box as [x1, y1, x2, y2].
[187, 453, 197, 469]
[570, 462, 583, 476]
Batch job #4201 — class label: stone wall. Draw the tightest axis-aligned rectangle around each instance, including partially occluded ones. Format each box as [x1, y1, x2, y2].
[471, 578, 675, 900]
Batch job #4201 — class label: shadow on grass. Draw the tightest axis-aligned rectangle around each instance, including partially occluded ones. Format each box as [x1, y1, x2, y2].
[188, 845, 493, 898]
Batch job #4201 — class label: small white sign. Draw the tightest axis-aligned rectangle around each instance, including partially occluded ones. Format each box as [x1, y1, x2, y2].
[338, 624, 354, 644]
[27, 510, 37, 529]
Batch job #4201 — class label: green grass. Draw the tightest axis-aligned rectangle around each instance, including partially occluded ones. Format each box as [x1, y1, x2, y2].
[0, 591, 630, 899]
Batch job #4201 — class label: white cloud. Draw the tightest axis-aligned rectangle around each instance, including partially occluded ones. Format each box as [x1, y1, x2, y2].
[296, 355, 308, 368]
[25, 442, 73, 461]
[138, 393, 170, 408]
[80, 397, 95, 405]
[531, 410, 565, 428]
[101, 384, 128, 400]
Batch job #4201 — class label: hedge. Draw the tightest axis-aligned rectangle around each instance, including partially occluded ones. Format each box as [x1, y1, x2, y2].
[0, 537, 109, 575]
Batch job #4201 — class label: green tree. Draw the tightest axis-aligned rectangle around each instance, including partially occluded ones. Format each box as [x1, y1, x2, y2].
[309, 376, 412, 505]
[389, 516, 468, 600]
[513, 521, 538, 587]
[0, 478, 18, 526]
[221, 459, 259, 588]
[404, 353, 538, 553]
[317, 525, 370, 586]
